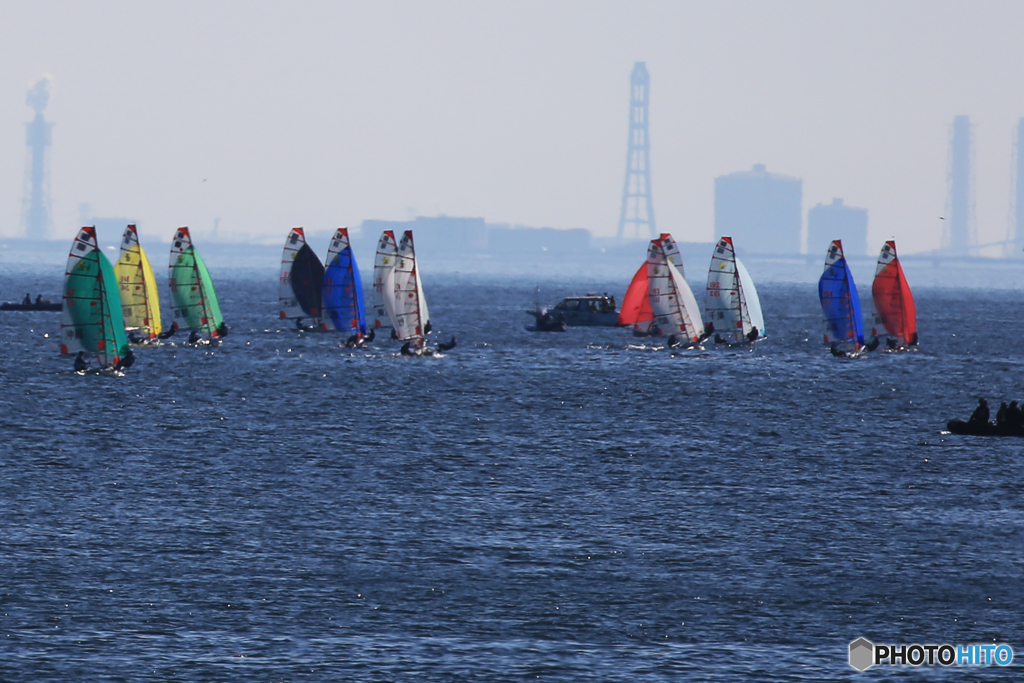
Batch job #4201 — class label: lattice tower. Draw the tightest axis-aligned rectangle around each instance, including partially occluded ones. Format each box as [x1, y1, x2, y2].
[616, 62, 655, 241]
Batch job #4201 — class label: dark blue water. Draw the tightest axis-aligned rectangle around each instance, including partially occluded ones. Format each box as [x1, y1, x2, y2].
[2, 267, 1023, 680]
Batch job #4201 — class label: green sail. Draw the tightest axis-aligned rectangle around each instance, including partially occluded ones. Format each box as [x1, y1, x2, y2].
[62, 231, 129, 367]
[170, 245, 223, 334]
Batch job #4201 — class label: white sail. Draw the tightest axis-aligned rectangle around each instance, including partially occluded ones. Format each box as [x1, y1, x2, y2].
[659, 232, 685, 278]
[416, 266, 430, 331]
[705, 236, 764, 342]
[734, 256, 764, 337]
[705, 237, 743, 341]
[371, 230, 398, 333]
[324, 228, 350, 265]
[381, 264, 399, 333]
[279, 227, 306, 319]
[393, 231, 425, 340]
[648, 240, 704, 342]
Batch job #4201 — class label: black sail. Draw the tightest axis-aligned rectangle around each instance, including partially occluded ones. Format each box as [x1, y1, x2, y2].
[291, 244, 325, 317]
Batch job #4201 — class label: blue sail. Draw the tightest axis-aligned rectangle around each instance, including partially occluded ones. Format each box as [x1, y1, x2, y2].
[322, 239, 366, 335]
[818, 244, 864, 346]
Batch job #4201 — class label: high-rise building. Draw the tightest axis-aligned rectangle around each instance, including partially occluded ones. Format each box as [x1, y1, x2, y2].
[807, 198, 868, 257]
[22, 76, 53, 240]
[714, 164, 802, 254]
[616, 62, 655, 241]
[945, 115, 975, 252]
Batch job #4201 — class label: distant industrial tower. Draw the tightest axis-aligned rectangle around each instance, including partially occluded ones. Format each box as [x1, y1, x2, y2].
[616, 62, 655, 241]
[1008, 118, 1024, 256]
[22, 76, 54, 240]
[944, 115, 975, 252]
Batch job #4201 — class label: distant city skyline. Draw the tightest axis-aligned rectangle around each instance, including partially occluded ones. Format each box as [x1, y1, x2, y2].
[3, 2, 1024, 255]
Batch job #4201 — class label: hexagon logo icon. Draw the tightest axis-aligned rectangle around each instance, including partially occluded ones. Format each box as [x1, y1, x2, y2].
[849, 638, 874, 671]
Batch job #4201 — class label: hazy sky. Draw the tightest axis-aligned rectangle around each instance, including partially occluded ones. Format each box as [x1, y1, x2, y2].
[3, 1, 1024, 253]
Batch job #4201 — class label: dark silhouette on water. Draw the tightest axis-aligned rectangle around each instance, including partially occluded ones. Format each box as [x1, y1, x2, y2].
[114, 349, 136, 372]
[73, 352, 87, 372]
[158, 322, 178, 340]
[1006, 401, 1021, 427]
[947, 397, 1024, 437]
[529, 311, 567, 332]
[969, 398, 990, 426]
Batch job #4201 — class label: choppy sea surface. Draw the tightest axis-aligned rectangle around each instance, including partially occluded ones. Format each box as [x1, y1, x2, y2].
[2, 265, 1024, 681]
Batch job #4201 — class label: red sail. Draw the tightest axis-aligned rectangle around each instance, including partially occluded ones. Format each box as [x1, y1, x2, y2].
[871, 252, 916, 343]
[618, 263, 652, 326]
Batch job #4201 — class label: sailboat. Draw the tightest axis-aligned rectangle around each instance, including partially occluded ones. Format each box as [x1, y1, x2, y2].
[819, 239, 863, 352]
[371, 230, 398, 335]
[392, 230, 429, 340]
[169, 227, 226, 339]
[115, 224, 162, 340]
[868, 240, 917, 347]
[648, 236, 704, 344]
[61, 226, 131, 369]
[279, 227, 325, 327]
[619, 233, 702, 342]
[321, 228, 366, 335]
[704, 236, 765, 343]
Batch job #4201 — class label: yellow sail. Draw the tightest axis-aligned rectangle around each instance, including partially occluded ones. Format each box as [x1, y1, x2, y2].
[115, 224, 163, 337]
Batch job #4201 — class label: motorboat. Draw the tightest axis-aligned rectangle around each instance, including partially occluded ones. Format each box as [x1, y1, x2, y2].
[528, 294, 619, 327]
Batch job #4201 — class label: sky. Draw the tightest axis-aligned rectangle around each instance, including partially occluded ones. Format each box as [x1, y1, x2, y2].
[3, 0, 1024, 254]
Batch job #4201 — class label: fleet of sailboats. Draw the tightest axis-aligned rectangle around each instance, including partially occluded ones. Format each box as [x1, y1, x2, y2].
[52, 220, 930, 373]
